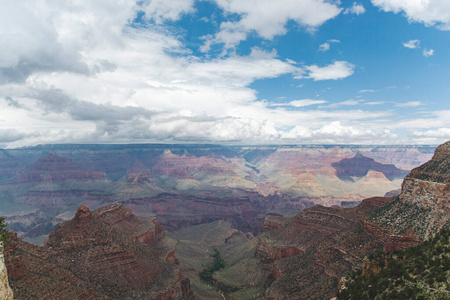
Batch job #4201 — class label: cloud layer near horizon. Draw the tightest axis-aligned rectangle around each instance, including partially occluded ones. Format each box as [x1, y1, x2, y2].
[0, 0, 448, 148]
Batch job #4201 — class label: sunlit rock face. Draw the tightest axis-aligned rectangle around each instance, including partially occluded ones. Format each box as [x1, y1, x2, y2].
[372, 141, 450, 240]
[0, 243, 13, 300]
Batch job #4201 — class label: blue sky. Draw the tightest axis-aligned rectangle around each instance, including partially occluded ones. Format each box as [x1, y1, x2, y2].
[0, 0, 449, 147]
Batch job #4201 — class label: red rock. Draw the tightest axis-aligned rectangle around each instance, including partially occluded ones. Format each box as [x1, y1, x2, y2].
[5, 204, 194, 299]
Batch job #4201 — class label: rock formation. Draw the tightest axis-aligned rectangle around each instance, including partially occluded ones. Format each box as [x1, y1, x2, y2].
[370, 141, 450, 240]
[0, 243, 13, 300]
[4, 204, 195, 299]
[257, 197, 419, 299]
[332, 152, 409, 180]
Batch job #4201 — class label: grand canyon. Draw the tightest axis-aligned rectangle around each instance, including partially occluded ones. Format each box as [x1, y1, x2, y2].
[0, 144, 434, 244]
[2, 1, 450, 299]
[1, 141, 449, 299]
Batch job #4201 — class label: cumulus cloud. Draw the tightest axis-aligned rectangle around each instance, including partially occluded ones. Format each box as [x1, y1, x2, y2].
[318, 39, 340, 52]
[142, 0, 195, 24]
[319, 43, 330, 52]
[403, 39, 420, 49]
[402, 40, 435, 57]
[344, 2, 366, 15]
[423, 48, 434, 57]
[0, 0, 443, 147]
[412, 127, 450, 138]
[202, 0, 341, 51]
[280, 121, 398, 144]
[302, 61, 355, 81]
[372, 0, 450, 30]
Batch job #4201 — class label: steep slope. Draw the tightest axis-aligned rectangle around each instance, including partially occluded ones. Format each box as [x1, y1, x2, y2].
[371, 141, 450, 240]
[5, 204, 194, 299]
[336, 229, 450, 299]
[259, 197, 418, 299]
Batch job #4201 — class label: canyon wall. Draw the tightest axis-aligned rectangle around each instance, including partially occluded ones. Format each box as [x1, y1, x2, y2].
[371, 141, 450, 240]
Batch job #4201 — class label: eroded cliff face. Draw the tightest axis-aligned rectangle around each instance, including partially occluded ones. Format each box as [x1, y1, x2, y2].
[371, 141, 450, 240]
[0, 243, 13, 300]
[5, 204, 194, 300]
[255, 197, 420, 299]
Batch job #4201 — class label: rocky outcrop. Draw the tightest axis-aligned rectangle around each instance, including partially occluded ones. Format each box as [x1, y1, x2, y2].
[0, 243, 13, 300]
[371, 141, 450, 240]
[5, 204, 194, 299]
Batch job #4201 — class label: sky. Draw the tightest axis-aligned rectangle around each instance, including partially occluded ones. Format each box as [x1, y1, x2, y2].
[0, 0, 449, 148]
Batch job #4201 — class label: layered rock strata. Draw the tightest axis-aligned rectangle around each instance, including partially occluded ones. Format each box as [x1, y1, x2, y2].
[258, 197, 419, 299]
[371, 141, 450, 239]
[5, 204, 194, 299]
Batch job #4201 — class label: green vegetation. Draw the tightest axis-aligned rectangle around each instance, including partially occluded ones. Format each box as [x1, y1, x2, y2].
[199, 248, 225, 284]
[337, 229, 450, 299]
[0, 217, 11, 244]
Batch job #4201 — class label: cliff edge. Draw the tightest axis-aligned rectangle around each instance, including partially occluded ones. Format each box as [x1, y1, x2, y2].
[0, 243, 13, 300]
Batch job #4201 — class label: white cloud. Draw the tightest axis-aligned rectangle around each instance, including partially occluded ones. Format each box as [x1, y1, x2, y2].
[423, 48, 435, 57]
[322, 99, 361, 108]
[364, 101, 385, 105]
[344, 2, 366, 15]
[303, 61, 355, 81]
[412, 127, 450, 138]
[142, 0, 195, 24]
[273, 99, 328, 107]
[0, 0, 445, 147]
[358, 89, 376, 93]
[319, 39, 340, 52]
[403, 39, 420, 49]
[395, 101, 423, 107]
[372, 0, 450, 30]
[319, 43, 330, 52]
[203, 0, 342, 50]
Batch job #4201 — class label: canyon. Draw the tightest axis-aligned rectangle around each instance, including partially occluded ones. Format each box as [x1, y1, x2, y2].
[166, 142, 449, 299]
[0, 141, 448, 299]
[0, 144, 434, 244]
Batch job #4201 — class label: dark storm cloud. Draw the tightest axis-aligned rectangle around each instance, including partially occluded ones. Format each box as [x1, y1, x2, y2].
[0, 129, 28, 143]
[0, 52, 90, 85]
[30, 88, 155, 123]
